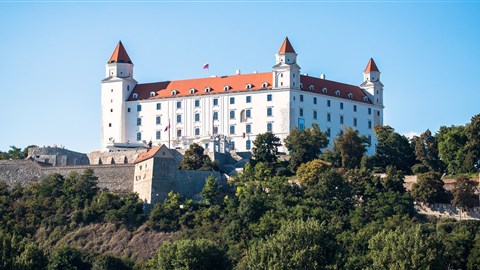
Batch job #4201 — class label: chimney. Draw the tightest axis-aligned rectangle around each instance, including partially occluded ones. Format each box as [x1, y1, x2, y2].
[236, 69, 241, 75]
[320, 74, 326, 79]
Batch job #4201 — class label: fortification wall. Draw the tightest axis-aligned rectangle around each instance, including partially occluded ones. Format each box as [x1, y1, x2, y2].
[0, 160, 43, 186]
[88, 150, 146, 165]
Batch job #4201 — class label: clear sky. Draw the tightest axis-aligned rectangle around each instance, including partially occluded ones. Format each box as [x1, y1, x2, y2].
[1, 1, 479, 153]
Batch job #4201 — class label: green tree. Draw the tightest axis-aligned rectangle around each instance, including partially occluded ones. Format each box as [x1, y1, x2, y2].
[92, 254, 132, 270]
[465, 114, 480, 170]
[14, 242, 48, 270]
[146, 238, 230, 270]
[296, 159, 331, 187]
[334, 128, 368, 169]
[200, 176, 219, 205]
[452, 176, 479, 210]
[467, 233, 480, 270]
[247, 219, 337, 269]
[252, 132, 282, 165]
[411, 172, 450, 204]
[48, 246, 91, 270]
[284, 124, 329, 172]
[412, 129, 445, 173]
[437, 125, 471, 174]
[179, 143, 215, 171]
[368, 225, 442, 270]
[371, 126, 416, 173]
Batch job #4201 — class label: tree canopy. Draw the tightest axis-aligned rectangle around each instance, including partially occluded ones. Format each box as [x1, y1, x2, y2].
[251, 132, 282, 165]
[178, 143, 216, 171]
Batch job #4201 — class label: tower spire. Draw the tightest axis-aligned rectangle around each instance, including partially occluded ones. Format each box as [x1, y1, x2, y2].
[278, 37, 296, 54]
[108, 41, 132, 64]
[364, 58, 380, 72]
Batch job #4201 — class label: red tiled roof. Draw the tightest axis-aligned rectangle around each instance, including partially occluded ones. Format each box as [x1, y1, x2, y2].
[364, 58, 379, 72]
[108, 41, 132, 64]
[128, 72, 273, 101]
[300, 75, 372, 104]
[134, 146, 161, 163]
[278, 37, 296, 54]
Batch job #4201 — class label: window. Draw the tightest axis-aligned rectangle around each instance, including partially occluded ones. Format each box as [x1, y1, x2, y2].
[230, 97, 235, 104]
[195, 100, 200, 107]
[267, 94, 272, 101]
[327, 113, 331, 122]
[368, 120, 372, 129]
[298, 118, 305, 131]
[262, 82, 268, 88]
[313, 110, 317, 120]
[368, 108, 372, 115]
[156, 116, 161, 125]
[133, 93, 138, 100]
[156, 131, 161, 140]
[195, 113, 200, 122]
[177, 130, 182, 137]
[347, 93, 353, 99]
[171, 90, 178, 96]
[195, 128, 200, 136]
[213, 126, 218, 135]
[230, 110, 235, 119]
[327, 128, 331, 137]
[368, 135, 372, 145]
[335, 90, 340, 96]
[137, 132, 142, 141]
[327, 100, 331, 107]
[309, 85, 314, 91]
[156, 103, 161, 110]
[246, 124, 251, 134]
[246, 84, 252, 90]
[150, 91, 156, 97]
[205, 87, 211, 93]
[299, 108, 304, 117]
[300, 95, 304, 102]
[246, 109, 251, 118]
[377, 111, 380, 116]
[108, 123, 112, 127]
[137, 118, 141, 126]
[322, 88, 328, 93]
[246, 96, 251, 103]
[340, 102, 344, 110]
[230, 125, 235, 134]
[110, 109, 113, 112]
[340, 115, 344, 124]
[267, 107, 273, 117]
[190, 88, 196, 94]
[246, 140, 251, 150]
[267, 122, 273, 132]
[354, 105, 357, 112]
[213, 98, 218, 106]
[213, 111, 218, 120]
[230, 141, 235, 150]
[176, 101, 181, 109]
[354, 118, 357, 127]
[127, 108, 131, 112]
[127, 85, 130, 91]
[176, 114, 182, 123]
[313, 97, 317, 104]
[224, 85, 230, 91]
[137, 104, 142, 111]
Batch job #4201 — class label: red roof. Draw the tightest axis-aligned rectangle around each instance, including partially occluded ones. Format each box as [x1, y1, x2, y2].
[108, 41, 132, 64]
[364, 58, 380, 72]
[300, 75, 371, 104]
[134, 146, 161, 163]
[128, 72, 371, 104]
[278, 37, 296, 54]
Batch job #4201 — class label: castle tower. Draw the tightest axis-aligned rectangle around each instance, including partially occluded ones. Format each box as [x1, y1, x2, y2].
[361, 58, 384, 126]
[101, 41, 137, 151]
[272, 37, 301, 89]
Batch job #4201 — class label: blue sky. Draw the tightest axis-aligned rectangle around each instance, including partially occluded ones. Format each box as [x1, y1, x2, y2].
[1, 1, 479, 153]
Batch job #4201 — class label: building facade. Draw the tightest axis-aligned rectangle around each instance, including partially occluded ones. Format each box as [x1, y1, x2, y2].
[101, 38, 384, 154]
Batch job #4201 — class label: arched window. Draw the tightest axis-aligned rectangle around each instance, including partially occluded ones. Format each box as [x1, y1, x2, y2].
[171, 90, 178, 96]
[363, 96, 369, 101]
[132, 93, 138, 100]
[205, 87, 211, 93]
[322, 88, 328, 94]
[246, 84, 252, 90]
[309, 85, 314, 91]
[150, 91, 156, 97]
[335, 90, 340, 96]
[347, 93, 353, 99]
[224, 85, 230, 91]
[189, 88, 196, 94]
[262, 82, 268, 88]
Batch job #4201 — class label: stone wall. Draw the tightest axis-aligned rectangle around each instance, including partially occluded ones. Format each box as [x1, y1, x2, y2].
[87, 150, 146, 165]
[28, 146, 90, 166]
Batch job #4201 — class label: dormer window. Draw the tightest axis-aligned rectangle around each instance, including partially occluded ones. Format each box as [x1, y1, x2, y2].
[262, 82, 268, 88]
[189, 88, 196, 94]
[171, 90, 178, 96]
[205, 87, 211, 93]
[347, 93, 353, 99]
[132, 93, 138, 100]
[299, 83, 303, 89]
[335, 90, 340, 97]
[309, 85, 314, 91]
[363, 96, 369, 101]
[150, 91, 156, 97]
[246, 84, 252, 90]
[322, 88, 328, 93]
[224, 85, 230, 91]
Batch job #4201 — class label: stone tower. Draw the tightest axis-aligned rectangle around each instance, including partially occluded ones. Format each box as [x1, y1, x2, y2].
[272, 37, 301, 89]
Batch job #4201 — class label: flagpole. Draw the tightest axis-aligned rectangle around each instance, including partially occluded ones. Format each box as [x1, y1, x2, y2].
[168, 118, 171, 149]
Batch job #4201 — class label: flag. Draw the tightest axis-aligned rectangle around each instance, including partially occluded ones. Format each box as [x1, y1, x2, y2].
[203, 63, 209, 70]
[164, 123, 171, 132]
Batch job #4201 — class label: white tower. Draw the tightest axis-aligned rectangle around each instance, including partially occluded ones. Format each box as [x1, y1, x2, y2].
[272, 37, 301, 89]
[361, 58, 384, 126]
[101, 41, 137, 151]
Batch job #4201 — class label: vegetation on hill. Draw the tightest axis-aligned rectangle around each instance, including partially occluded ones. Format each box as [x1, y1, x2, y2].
[1, 113, 480, 269]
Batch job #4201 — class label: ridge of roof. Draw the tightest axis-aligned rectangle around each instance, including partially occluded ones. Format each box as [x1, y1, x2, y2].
[108, 41, 133, 64]
[364, 58, 380, 72]
[278, 37, 296, 54]
[134, 146, 161, 163]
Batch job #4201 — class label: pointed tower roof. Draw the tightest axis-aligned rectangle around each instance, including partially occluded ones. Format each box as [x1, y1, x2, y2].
[364, 58, 380, 72]
[278, 37, 296, 54]
[108, 41, 132, 64]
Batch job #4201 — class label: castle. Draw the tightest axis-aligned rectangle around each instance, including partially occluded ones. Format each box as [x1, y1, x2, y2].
[101, 38, 384, 155]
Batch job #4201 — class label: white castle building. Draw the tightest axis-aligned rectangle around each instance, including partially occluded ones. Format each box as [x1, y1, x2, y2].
[101, 38, 384, 154]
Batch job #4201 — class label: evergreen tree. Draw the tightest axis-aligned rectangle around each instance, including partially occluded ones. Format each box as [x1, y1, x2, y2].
[252, 132, 282, 165]
[334, 128, 368, 169]
[179, 143, 215, 171]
